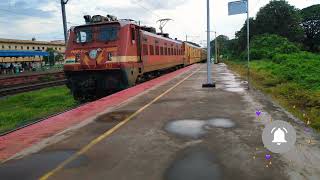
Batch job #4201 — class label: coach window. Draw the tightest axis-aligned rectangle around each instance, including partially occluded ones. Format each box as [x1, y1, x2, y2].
[155, 46, 159, 55]
[27, 46, 29, 50]
[164, 47, 167, 55]
[42, 47, 45, 50]
[8, 45, 11, 49]
[171, 48, 173, 56]
[160, 47, 164, 55]
[143, 44, 148, 55]
[131, 27, 135, 41]
[150, 45, 154, 55]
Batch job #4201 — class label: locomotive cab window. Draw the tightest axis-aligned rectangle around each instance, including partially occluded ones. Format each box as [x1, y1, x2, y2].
[76, 28, 93, 43]
[99, 26, 119, 41]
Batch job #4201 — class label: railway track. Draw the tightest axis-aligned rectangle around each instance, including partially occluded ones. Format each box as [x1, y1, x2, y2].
[0, 71, 65, 88]
[0, 79, 67, 97]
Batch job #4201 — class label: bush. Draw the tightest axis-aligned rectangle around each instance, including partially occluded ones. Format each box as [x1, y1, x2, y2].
[249, 34, 300, 60]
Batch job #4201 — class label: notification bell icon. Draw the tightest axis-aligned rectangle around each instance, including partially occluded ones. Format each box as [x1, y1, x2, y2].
[271, 128, 287, 145]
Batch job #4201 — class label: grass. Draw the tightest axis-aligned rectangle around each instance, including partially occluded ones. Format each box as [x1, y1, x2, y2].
[225, 56, 320, 130]
[0, 86, 78, 133]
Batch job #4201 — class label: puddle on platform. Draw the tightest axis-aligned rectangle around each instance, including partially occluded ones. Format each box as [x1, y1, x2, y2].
[165, 119, 235, 139]
[165, 146, 221, 180]
[216, 64, 246, 93]
[0, 150, 87, 180]
[224, 83, 242, 88]
[165, 120, 206, 139]
[219, 76, 236, 81]
[207, 118, 235, 128]
[95, 111, 133, 123]
[225, 87, 245, 92]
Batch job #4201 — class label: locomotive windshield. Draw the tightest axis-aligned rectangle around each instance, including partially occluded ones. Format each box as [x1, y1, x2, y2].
[76, 27, 93, 43]
[98, 26, 119, 41]
[74, 25, 119, 43]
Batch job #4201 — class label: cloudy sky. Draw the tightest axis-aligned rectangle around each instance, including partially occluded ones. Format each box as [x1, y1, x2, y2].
[0, 0, 319, 46]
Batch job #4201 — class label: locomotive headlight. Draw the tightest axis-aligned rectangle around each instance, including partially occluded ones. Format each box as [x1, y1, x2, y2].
[89, 49, 98, 59]
[108, 52, 113, 61]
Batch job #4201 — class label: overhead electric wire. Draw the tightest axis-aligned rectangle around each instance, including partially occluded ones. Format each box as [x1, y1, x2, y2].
[133, 2, 162, 19]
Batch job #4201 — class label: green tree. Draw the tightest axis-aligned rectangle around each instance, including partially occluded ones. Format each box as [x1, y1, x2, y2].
[249, 34, 299, 60]
[43, 48, 63, 66]
[254, 0, 304, 42]
[234, 18, 256, 55]
[210, 35, 230, 57]
[301, 4, 320, 52]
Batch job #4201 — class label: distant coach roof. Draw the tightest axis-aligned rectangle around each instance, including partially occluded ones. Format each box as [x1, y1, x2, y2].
[0, 38, 65, 46]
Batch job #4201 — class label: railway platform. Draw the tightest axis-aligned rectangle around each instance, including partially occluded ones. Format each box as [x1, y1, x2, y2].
[1, 63, 320, 180]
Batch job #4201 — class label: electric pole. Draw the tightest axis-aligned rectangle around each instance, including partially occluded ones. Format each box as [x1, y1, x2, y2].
[215, 31, 218, 64]
[61, 0, 69, 43]
[202, 0, 215, 88]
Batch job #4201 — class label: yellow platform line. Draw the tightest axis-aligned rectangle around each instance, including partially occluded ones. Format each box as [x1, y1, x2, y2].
[39, 66, 201, 180]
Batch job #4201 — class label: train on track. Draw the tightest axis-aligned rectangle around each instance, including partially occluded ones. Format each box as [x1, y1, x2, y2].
[64, 15, 206, 101]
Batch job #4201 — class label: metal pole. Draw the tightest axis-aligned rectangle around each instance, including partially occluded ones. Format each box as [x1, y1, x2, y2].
[61, 0, 69, 43]
[206, 0, 212, 84]
[246, 0, 250, 89]
[215, 31, 218, 64]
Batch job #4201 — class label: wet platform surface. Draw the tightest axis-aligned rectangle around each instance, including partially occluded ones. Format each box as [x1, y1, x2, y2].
[1, 63, 320, 180]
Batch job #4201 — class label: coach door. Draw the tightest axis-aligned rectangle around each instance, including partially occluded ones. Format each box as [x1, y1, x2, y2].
[129, 25, 142, 63]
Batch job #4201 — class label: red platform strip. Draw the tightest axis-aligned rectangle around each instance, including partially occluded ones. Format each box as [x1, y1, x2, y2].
[0, 64, 198, 161]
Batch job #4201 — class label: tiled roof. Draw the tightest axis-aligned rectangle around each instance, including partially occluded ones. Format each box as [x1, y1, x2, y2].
[0, 38, 65, 46]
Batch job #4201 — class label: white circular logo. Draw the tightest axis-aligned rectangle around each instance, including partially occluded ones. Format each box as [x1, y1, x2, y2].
[262, 120, 296, 153]
[89, 49, 98, 59]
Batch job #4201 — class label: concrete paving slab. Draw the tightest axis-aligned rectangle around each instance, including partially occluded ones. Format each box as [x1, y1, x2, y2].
[1, 63, 320, 180]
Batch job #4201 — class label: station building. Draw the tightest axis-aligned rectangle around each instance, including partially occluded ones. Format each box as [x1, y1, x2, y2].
[0, 38, 65, 63]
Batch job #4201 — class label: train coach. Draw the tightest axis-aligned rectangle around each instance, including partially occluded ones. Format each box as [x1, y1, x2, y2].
[183, 41, 206, 65]
[64, 15, 205, 101]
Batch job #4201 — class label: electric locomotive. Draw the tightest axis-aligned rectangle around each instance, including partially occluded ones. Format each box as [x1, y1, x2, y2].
[64, 15, 205, 101]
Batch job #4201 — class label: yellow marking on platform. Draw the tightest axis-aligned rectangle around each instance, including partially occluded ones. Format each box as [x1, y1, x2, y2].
[39, 66, 201, 180]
